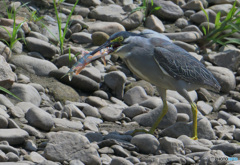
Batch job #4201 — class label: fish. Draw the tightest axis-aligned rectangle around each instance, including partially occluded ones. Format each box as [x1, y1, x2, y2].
[62, 47, 113, 81]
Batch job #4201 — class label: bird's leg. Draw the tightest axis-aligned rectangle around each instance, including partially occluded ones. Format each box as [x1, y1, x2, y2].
[191, 102, 198, 140]
[131, 100, 168, 135]
[149, 100, 168, 134]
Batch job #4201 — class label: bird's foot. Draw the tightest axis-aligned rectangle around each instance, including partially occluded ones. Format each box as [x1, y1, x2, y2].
[191, 136, 198, 140]
[131, 129, 154, 136]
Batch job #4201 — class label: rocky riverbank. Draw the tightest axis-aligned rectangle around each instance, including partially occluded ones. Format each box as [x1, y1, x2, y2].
[0, 0, 240, 164]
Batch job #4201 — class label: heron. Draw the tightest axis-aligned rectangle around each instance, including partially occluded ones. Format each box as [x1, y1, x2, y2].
[73, 30, 221, 140]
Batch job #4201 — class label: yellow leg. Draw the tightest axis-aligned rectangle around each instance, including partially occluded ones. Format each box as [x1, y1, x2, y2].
[132, 101, 168, 135]
[191, 102, 198, 140]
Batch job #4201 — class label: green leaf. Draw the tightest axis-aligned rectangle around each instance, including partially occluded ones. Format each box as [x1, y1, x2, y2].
[202, 26, 207, 35]
[225, 37, 240, 44]
[0, 86, 22, 101]
[215, 12, 221, 28]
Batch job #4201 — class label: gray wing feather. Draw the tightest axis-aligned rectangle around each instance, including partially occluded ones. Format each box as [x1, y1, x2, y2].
[153, 44, 220, 90]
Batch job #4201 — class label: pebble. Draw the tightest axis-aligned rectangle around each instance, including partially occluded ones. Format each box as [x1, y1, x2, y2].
[122, 105, 146, 119]
[25, 107, 54, 131]
[124, 86, 149, 105]
[104, 71, 127, 99]
[133, 102, 177, 129]
[145, 15, 165, 33]
[159, 137, 185, 154]
[131, 134, 159, 154]
[0, 129, 28, 145]
[44, 132, 101, 164]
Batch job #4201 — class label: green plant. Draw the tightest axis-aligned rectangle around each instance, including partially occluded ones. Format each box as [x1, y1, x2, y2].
[28, 8, 44, 23]
[53, 0, 79, 54]
[0, 86, 21, 101]
[0, 7, 26, 50]
[201, 0, 240, 46]
[132, 0, 161, 21]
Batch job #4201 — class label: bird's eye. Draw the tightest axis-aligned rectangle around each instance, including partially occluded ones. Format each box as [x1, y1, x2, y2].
[111, 36, 124, 43]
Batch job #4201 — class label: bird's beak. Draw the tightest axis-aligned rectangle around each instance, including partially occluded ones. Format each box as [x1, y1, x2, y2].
[64, 41, 114, 81]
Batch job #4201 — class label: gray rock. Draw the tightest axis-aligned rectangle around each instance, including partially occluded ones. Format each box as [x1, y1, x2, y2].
[165, 31, 202, 42]
[131, 134, 159, 154]
[182, 0, 204, 11]
[54, 54, 77, 68]
[22, 124, 45, 139]
[0, 128, 28, 145]
[185, 144, 211, 152]
[0, 115, 8, 128]
[177, 135, 198, 146]
[234, 129, 240, 141]
[145, 15, 165, 33]
[87, 22, 125, 35]
[25, 107, 53, 131]
[49, 68, 99, 92]
[111, 145, 130, 157]
[104, 71, 127, 99]
[226, 99, 240, 113]
[207, 66, 236, 93]
[12, 41, 22, 54]
[63, 104, 85, 119]
[85, 132, 103, 142]
[0, 150, 7, 162]
[167, 90, 198, 104]
[44, 132, 101, 164]
[100, 106, 123, 122]
[42, 24, 60, 45]
[208, 49, 240, 71]
[139, 97, 162, 109]
[190, 9, 216, 24]
[9, 106, 25, 118]
[0, 94, 14, 108]
[85, 96, 108, 107]
[133, 102, 177, 129]
[89, 4, 143, 30]
[110, 157, 133, 165]
[150, 0, 184, 20]
[93, 90, 109, 100]
[53, 118, 83, 130]
[25, 139, 37, 151]
[81, 66, 101, 83]
[159, 137, 185, 154]
[28, 31, 49, 42]
[175, 18, 188, 29]
[84, 120, 98, 132]
[177, 113, 190, 122]
[10, 83, 41, 106]
[71, 32, 92, 44]
[227, 116, 240, 128]
[211, 143, 240, 155]
[197, 101, 213, 115]
[92, 32, 109, 46]
[209, 4, 233, 16]
[122, 105, 146, 119]
[10, 55, 57, 76]
[0, 42, 11, 61]
[160, 117, 215, 139]
[82, 105, 101, 118]
[141, 154, 185, 164]
[25, 37, 57, 59]
[0, 56, 15, 89]
[182, 25, 203, 36]
[15, 102, 38, 113]
[98, 147, 114, 154]
[0, 26, 13, 42]
[79, 0, 101, 6]
[6, 152, 19, 162]
[27, 152, 46, 163]
[70, 160, 85, 165]
[218, 110, 231, 121]
[124, 86, 149, 105]
[199, 150, 227, 165]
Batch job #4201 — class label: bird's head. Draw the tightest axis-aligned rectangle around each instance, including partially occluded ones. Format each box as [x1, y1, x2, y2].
[90, 31, 139, 55]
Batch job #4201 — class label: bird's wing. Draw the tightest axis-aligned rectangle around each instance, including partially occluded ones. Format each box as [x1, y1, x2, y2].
[153, 45, 214, 86]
